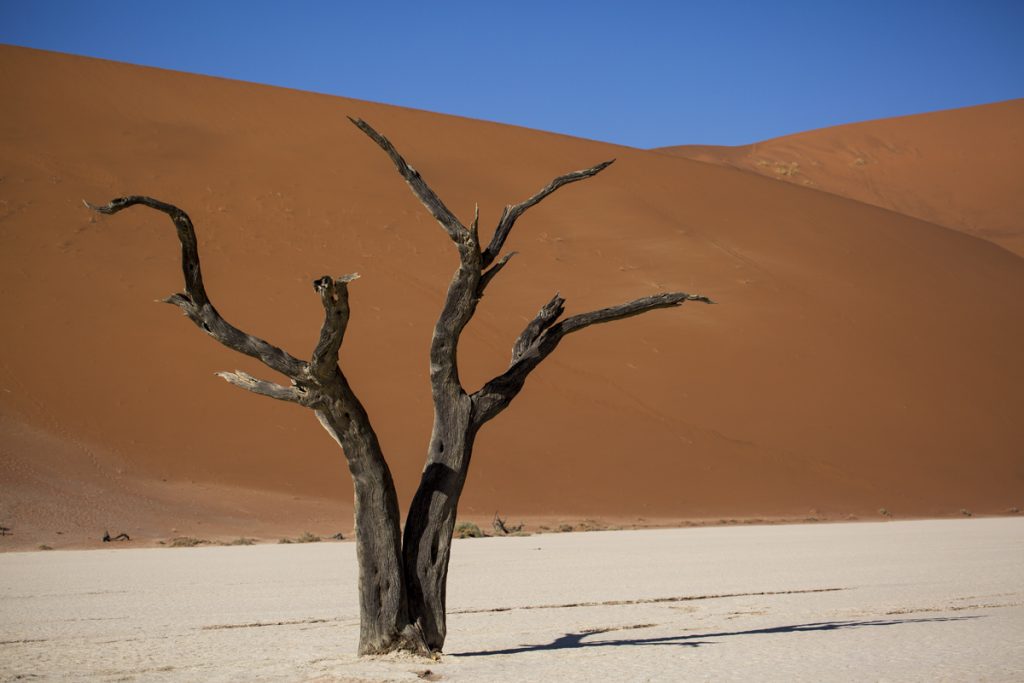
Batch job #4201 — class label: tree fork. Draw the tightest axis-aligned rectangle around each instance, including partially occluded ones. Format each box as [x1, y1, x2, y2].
[87, 117, 710, 657]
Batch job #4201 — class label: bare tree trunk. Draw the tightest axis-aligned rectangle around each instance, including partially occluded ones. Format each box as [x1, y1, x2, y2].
[402, 400, 477, 650]
[314, 395, 426, 655]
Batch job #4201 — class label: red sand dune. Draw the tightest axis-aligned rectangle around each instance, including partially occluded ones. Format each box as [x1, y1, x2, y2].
[2, 46, 1022, 548]
[656, 100, 1024, 256]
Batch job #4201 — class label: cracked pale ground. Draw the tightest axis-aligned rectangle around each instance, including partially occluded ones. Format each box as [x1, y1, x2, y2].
[2, 519, 1022, 681]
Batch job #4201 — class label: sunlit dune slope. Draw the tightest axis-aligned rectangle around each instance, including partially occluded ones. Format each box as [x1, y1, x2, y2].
[656, 100, 1024, 256]
[2, 45, 1022, 537]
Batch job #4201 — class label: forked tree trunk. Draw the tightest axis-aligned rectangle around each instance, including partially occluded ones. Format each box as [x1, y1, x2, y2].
[86, 117, 710, 656]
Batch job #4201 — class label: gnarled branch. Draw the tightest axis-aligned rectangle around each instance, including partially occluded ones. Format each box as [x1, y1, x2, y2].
[511, 293, 565, 364]
[84, 197, 308, 380]
[349, 126, 616, 397]
[472, 291, 713, 426]
[311, 273, 359, 382]
[85, 196, 210, 306]
[557, 292, 713, 335]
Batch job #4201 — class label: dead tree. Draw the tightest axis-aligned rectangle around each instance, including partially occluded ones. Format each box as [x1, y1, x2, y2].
[492, 512, 523, 536]
[86, 118, 711, 656]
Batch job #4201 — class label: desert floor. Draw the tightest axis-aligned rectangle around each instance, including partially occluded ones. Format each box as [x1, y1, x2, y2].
[2, 518, 1022, 682]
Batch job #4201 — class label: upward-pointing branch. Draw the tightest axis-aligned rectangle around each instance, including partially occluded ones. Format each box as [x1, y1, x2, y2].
[511, 293, 565, 364]
[477, 251, 517, 297]
[481, 160, 614, 268]
[349, 117, 469, 246]
[311, 273, 360, 382]
[350, 121, 484, 395]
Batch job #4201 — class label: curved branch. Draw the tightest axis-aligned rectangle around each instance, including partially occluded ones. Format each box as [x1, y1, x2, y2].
[472, 291, 713, 425]
[556, 292, 713, 335]
[84, 196, 308, 380]
[349, 117, 468, 244]
[481, 160, 614, 268]
[85, 196, 210, 305]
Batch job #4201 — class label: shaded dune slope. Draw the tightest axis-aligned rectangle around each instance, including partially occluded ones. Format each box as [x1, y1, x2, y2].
[656, 100, 1024, 256]
[2, 46, 1022, 542]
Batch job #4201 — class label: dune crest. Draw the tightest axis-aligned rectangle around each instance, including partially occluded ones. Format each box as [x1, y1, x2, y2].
[656, 100, 1024, 256]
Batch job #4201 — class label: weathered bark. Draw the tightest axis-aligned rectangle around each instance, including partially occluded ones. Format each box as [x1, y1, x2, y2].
[402, 399, 477, 649]
[88, 118, 710, 657]
[315, 398, 425, 655]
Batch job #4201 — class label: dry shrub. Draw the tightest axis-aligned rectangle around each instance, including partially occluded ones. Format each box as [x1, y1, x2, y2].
[169, 537, 208, 547]
[454, 522, 484, 539]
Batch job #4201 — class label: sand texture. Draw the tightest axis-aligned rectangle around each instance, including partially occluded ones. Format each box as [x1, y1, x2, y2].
[657, 100, 1024, 256]
[1, 45, 1023, 547]
[2, 519, 1022, 681]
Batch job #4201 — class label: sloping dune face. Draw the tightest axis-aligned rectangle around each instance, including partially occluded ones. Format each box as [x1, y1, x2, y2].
[657, 100, 1024, 256]
[2, 46, 1022, 536]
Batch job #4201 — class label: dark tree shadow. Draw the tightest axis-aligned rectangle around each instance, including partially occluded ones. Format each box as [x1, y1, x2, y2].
[452, 616, 981, 657]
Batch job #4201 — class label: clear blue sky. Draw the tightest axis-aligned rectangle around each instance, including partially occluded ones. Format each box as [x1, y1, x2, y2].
[2, 1, 1021, 147]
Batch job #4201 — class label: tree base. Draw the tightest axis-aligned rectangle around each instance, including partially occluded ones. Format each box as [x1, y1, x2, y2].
[358, 624, 434, 658]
